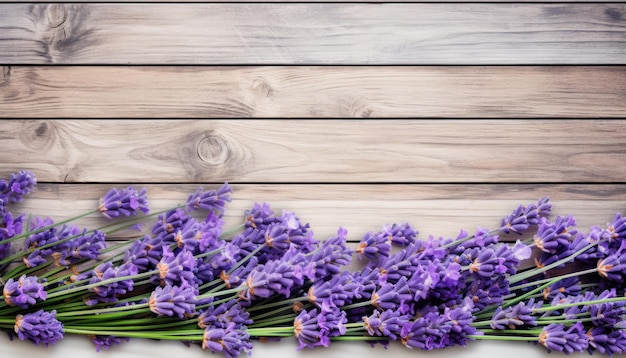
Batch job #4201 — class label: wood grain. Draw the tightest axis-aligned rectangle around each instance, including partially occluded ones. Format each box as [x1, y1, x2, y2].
[9, 183, 626, 241]
[2, 66, 625, 118]
[1, 120, 626, 184]
[1, 4, 625, 64]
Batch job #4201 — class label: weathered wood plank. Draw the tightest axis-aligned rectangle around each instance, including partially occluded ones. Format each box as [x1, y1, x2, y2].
[1, 120, 626, 184]
[1, 4, 624, 64]
[2, 66, 625, 118]
[8, 183, 626, 241]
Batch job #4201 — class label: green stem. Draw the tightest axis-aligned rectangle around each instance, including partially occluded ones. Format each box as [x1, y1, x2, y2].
[469, 335, 537, 341]
[56, 303, 149, 317]
[0, 210, 99, 248]
[509, 267, 598, 291]
[509, 242, 598, 284]
[533, 296, 626, 313]
[247, 296, 308, 313]
[64, 327, 203, 341]
[46, 270, 156, 299]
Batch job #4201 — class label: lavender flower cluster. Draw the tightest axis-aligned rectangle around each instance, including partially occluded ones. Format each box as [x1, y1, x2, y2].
[2, 169, 626, 358]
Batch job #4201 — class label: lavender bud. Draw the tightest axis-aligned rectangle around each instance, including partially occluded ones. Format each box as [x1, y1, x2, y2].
[187, 182, 232, 215]
[99, 186, 149, 219]
[149, 284, 197, 318]
[3, 275, 47, 308]
[2, 170, 36, 204]
[539, 323, 588, 354]
[14, 309, 64, 346]
[202, 324, 252, 358]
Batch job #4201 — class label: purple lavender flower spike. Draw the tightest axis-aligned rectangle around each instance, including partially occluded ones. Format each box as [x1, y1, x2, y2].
[490, 298, 539, 330]
[500, 197, 552, 234]
[608, 213, 626, 241]
[198, 300, 252, 330]
[149, 284, 197, 318]
[468, 248, 499, 278]
[534, 216, 577, 254]
[187, 182, 232, 215]
[363, 309, 410, 341]
[381, 223, 418, 246]
[597, 242, 626, 282]
[294, 304, 347, 350]
[539, 323, 589, 354]
[590, 289, 626, 327]
[99, 186, 149, 219]
[83, 262, 138, 306]
[309, 227, 352, 279]
[202, 324, 253, 358]
[3, 275, 47, 308]
[1, 170, 36, 204]
[244, 202, 280, 230]
[156, 247, 196, 286]
[53, 229, 106, 266]
[14, 309, 64, 346]
[0, 212, 24, 260]
[357, 231, 391, 263]
[264, 222, 291, 251]
[587, 327, 626, 356]
[543, 277, 581, 301]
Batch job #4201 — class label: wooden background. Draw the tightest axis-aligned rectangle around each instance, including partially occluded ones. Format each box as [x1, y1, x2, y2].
[1, 1, 626, 357]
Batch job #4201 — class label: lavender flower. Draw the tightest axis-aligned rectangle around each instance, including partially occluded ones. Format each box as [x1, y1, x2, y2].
[82, 262, 138, 306]
[400, 311, 449, 350]
[52, 229, 106, 266]
[294, 304, 347, 350]
[198, 300, 252, 330]
[0, 212, 23, 260]
[309, 228, 352, 279]
[123, 234, 166, 272]
[468, 248, 499, 278]
[3, 275, 47, 308]
[357, 231, 391, 263]
[533, 216, 577, 254]
[597, 243, 626, 282]
[244, 202, 281, 230]
[607, 213, 626, 242]
[363, 309, 410, 340]
[490, 298, 540, 330]
[149, 284, 197, 318]
[202, 324, 252, 358]
[151, 208, 191, 239]
[539, 323, 588, 354]
[381, 223, 417, 246]
[155, 247, 196, 287]
[543, 277, 581, 300]
[499, 197, 552, 234]
[187, 182, 232, 215]
[14, 309, 64, 346]
[0, 170, 36, 204]
[99, 186, 149, 219]
[590, 289, 626, 327]
[308, 271, 355, 307]
[587, 327, 626, 356]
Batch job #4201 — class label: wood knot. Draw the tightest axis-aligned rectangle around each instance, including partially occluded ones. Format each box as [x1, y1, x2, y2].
[197, 134, 231, 166]
[251, 77, 277, 99]
[47, 4, 68, 28]
[194, 130, 250, 180]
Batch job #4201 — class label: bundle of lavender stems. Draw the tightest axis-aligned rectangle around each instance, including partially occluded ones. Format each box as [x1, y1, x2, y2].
[1, 170, 625, 357]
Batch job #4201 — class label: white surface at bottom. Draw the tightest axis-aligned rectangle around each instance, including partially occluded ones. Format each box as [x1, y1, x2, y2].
[0, 333, 562, 358]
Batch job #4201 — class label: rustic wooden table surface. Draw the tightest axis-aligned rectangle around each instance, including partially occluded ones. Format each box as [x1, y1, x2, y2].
[0, 1, 625, 357]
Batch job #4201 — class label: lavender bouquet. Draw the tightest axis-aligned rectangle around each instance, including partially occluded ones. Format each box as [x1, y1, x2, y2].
[1, 170, 625, 357]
